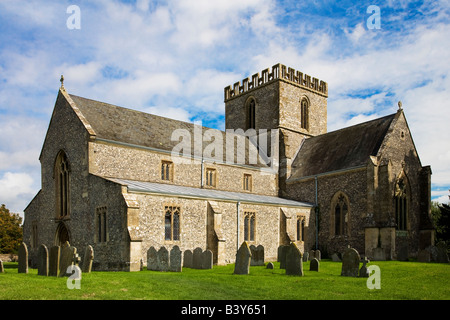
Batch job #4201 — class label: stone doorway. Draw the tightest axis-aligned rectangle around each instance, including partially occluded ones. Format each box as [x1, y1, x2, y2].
[55, 222, 70, 246]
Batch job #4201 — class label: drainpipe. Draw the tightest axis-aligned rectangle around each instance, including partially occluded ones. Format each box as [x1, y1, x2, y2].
[200, 158, 204, 188]
[315, 175, 319, 250]
[236, 201, 240, 251]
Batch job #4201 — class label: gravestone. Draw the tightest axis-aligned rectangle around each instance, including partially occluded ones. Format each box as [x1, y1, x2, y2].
[359, 257, 370, 278]
[341, 246, 361, 277]
[0, 260, 4, 273]
[314, 250, 321, 261]
[310, 258, 319, 272]
[285, 242, 303, 276]
[193, 247, 203, 269]
[169, 246, 183, 272]
[157, 246, 169, 272]
[279, 245, 289, 269]
[82, 245, 94, 273]
[266, 262, 274, 269]
[37, 244, 49, 276]
[49, 246, 60, 277]
[234, 241, 252, 275]
[331, 253, 341, 262]
[397, 245, 409, 261]
[147, 246, 158, 271]
[303, 251, 309, 262]
[251, 245, 264, 266]
[372, 247, 386, 261]
[18, 242, 28, 274]
[183, 250, 193, 268]
[59, 242, 77, 277]
[417, 249, 431, 262]
[309, 249, 315, 262]
[202, 249, 213, 269]
[431, 243, 449, 263]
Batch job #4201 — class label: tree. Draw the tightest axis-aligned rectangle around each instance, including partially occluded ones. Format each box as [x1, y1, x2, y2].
[437, 203, 450, 245]
[0, 204, 23, 253]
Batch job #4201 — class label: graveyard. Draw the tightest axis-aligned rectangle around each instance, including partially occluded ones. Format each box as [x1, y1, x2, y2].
[1, 255, 449, 300]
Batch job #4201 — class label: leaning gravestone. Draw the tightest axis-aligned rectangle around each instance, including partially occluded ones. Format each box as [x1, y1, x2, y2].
[82, 245, 94, 273]
[157, 246, 169, 272]
[193, 247, 203, 269]
[310, 257, 319, 272]
[18, 242, 28, 274]
[183, 250, 193, 268]
[37, 244, 49, 276]
[169, 246, 183, 272]
[314, 250, 321, 261]
[303, 251, 309, 262]
[341, 246, 361, 277]
[147, 246, 158, 271]
[202, 249, 213, 270]
[285, 242, 303, 276]
[49, 246, 60, 277]
[234, 241, 252, 275]
[59, 242, 77, 277]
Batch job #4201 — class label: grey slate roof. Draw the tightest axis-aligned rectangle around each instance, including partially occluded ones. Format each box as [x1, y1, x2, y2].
[69, 93, 267, 167]
[106, 177, 313, 207]
[289, 113, 397, 180]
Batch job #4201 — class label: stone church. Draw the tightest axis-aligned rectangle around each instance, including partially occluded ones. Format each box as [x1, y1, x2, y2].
[23, 63, 434, 271]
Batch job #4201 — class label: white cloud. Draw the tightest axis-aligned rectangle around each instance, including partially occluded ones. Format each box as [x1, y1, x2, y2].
[0, 172, 35, 216]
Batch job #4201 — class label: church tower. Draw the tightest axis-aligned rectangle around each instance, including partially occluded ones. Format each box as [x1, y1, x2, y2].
[224, 63, 328, 192]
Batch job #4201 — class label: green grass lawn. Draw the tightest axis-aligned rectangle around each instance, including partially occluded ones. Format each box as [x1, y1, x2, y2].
[0, 260, 449, 300]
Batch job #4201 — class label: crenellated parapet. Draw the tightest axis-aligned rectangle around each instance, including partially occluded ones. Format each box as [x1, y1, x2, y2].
[224, 63, 328, 101]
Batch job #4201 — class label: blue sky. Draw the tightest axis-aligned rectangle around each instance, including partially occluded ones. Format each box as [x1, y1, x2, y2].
[0, 0, 449, 215]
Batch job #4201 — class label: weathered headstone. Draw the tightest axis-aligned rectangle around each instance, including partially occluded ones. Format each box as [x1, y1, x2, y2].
[359, 257, 370, 278]
[147, 246, 158, 271]
[397, 245, 409, 261]
[157, 246, 169, 272]
[310, 257, 319, 272]
[183, 250, 193, 268]
[18, 242, 28, 274]
[49, 246, 60, 277]
[266, 262, 274, 269]
[169, 246, 183, 272]
[202, 249, 213, 270]
[234, 241, 252, 275]
[82, 245, 94, 273]
[303, 251, 309, 262]
[251, 245, 264, 266]
[193, 247, 203, 269]
[331, 253, 341, 262]
[341, 246, 361, 277]
[372, 247, 386, 261]
[285, 242, 303, 276]
[279, 245, 289, 269]
[0, 260, 4, 273]
[418, 249, 431, 262]
[314, 250, 321, 261]
[37, 244, 49, 276]
[59, 242, 77, 277]
[309, 249, 315, 261]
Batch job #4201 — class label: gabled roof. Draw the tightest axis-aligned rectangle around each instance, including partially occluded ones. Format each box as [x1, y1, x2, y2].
[66, 92, 268, 168]
[289, 113, 397, 180]
[106, 177, 313, 208]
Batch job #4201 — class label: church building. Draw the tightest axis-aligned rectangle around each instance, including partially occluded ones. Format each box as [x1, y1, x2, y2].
[23, 64, 434, 271]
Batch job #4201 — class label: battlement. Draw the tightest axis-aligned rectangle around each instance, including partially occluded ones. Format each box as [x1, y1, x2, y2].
[224, 63, 328, 101]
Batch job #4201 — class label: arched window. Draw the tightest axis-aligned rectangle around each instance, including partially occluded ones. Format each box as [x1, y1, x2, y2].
[300, 98, 309, 130]
[331, 192, 350, 236]
[394, 175, 409, 231]
[164, 206, 180, 241]
[55, 151, 70, 219]
[246, 98, 256, 130]
[244, 212, 255, 242]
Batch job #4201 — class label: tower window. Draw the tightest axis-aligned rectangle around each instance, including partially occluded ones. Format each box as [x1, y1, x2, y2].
[300, 98, 309, 130]
[205, 168, 216, 187]
[161, 161, 173, 181]
[246, 98, 256, 130]
[243, 174, 252, 191]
